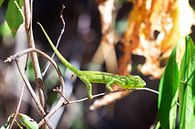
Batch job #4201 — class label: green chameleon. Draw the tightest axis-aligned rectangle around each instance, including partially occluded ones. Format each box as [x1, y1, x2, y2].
[38, 23, 146, 99]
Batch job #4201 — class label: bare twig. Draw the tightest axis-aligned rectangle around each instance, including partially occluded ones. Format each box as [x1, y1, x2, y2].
[39, 86, 158, 125]
[8, 84, 25, 129]
[40, 86, 159, 124]
[14, 59, 53, 129]
[5, 48, 69, 128]
[55, 87, 158, 104]
[42, 5, 66, 77]
[4, 48, 70, 104]
[24, 0, 45, 108]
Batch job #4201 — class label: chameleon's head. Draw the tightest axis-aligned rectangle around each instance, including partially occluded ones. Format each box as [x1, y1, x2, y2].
[18, 113, 39, 129]
[126, 75, 146, 88]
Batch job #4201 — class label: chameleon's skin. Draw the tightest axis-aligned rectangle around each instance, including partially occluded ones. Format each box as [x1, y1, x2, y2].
[18, 113, 39, 129]
[83, 71, 146, 89]
[38, 23, 146, 99]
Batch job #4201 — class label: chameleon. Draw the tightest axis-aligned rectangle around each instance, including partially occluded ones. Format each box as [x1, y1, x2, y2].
[37, 23, 146, 99]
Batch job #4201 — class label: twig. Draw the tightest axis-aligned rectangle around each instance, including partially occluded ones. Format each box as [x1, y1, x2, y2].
[14, 59, 53, 129]
[5, 48, 69, 127]
[39, 88, 158, 126]
[42, 5, 66, 77]
[132, 87, 159, 94]
[39, 85, 159, 126]
[56, 87, 158, 104]
[8, 84, 25, 129]
[4, 48, 70, 103]
[24, 0, 45, 108]
[39, 87, 158, 126]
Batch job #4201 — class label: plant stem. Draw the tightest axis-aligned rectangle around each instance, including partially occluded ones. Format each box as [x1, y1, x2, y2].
[23, 0, 45, 108]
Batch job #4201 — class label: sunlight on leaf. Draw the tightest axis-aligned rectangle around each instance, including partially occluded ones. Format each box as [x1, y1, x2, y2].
[158, 44, 179, 129]
[0, 21, 12, 37]
[179, 36, 195, 129]
[5, 0, 23, 36]
[0, 0, 4, 7]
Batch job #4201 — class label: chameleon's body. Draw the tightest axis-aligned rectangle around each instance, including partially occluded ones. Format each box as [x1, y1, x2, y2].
[38, 23, 146, 99]
[82, 71, 145, 89]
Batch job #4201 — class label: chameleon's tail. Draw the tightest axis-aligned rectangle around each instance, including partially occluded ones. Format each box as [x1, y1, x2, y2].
[37, 22, 81, 75]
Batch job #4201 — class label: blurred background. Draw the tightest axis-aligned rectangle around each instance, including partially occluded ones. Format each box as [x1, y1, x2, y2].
[0, 0, 195, 129]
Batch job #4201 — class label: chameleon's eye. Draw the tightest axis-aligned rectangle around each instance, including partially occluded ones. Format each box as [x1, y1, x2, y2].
[29, 119, 34, 122]
[135, 79, 139, 84]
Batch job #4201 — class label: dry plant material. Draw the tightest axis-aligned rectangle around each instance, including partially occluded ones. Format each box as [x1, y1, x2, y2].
[90, 0, 195, 110]
[121, 0, 195, 78]
[92, 0, 118, 73]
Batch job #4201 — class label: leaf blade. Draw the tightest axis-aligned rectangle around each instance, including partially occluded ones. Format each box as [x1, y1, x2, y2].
[0, 0, 4, 7]
[158, 44, 179, 129]
[179, 36, 195, 129]
[5, 0, 23, 36]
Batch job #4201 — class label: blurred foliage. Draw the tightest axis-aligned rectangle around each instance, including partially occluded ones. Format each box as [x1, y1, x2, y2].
[0, 21, 11, 38]
[0, 0, 4, 7]
[4, 0, 23, 36]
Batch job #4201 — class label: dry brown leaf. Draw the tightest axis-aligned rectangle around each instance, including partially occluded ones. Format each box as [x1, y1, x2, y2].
[121, 0, 194, 78]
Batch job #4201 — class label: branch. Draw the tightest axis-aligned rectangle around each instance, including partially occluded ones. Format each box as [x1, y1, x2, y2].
[42, 5, 66, 76]
[14, 59, 53, 129]
[38, 87, 158, 126]
[8, 84, 25, 129]
[4, 48, 69, 104]
[5, 48, 71, 129]
[24, 0, 45, 108]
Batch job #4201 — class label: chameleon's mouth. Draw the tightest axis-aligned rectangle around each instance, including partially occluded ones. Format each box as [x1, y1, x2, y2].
[142, 80, 146, 86]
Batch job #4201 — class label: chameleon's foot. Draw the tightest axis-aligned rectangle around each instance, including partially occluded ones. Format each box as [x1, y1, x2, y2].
[88, 93, 93, 99]
[106, 85, 113, 92]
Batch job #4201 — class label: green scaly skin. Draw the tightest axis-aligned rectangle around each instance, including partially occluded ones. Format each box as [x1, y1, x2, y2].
[38, 23, 146, 99]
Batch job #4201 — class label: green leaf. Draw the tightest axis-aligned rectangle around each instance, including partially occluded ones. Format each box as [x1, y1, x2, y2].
[26, 59, 35, 81]
[18, 0, 23, 7]
[179, 36, 195, 129]
[158, 44, 179, 129]
[5, 0, 23, 36]
[0, 0, 4, 7]
[0, 21, 12, 37]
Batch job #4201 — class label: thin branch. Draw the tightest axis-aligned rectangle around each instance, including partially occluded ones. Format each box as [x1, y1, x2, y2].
[8, 84, 25, 129]
[38, 86, 159, 126]
[132, 87, 159, 94]
[5, 48, 70, 103]
[14, 59, 53, 129]
[42, 5, 66, 77]
[24, 0, 45, 108]
[55, 87, 158, 104]
[5, 48, 69, 127]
